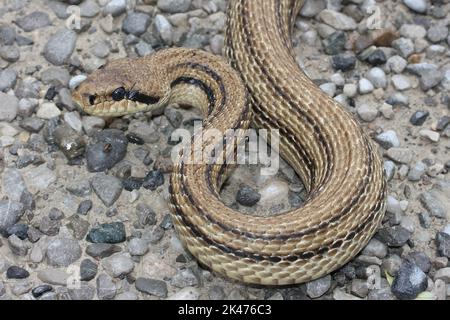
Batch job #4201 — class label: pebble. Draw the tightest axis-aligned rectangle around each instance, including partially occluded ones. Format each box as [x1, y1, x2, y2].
[157, 0, 192, 13]
[358, 78, 374, 95]
[37, 269, 69, 286]
[66, 215, 90, 240]
[318, 9, 356, 31]
[43, 28, 77, 65]
[104, 0, 127, 17]
[387, 55, 407, 74]
[69, 75, 87, 90]
[319, 82, 336, 97]
[331, 53, 356, 71]
[77, 200, 93, 215]
[79, 0, 100, 18]
[406, 252, 431, 273]
[170, 268, 199, 288]
[391, 261, 428, 300]
[410, 111, 429, 126]
[0, 45, 20, 62]
[403, 0, 428, 13]
[391, 75, 411, 91]
[87, 222, 126, 244]
[366, 67, 387, 89]
[408, 161, 427, 181]
[102, 253, 135, 278]
[306, 275, 331, 298]
[419, 129, 439, 142]
[386, 148, 413, 164]
[0, 25, 16, 45]
[300, 0, 326, 17]
[122, 12, 151, 36]
[323, 31, 346, 55]
[377, 226, 411, 247]
[0, 200, 25, 236]
[39, 216, 61, 236]
[419, 192, 446, 218]
[142, 170, 165, 191]
[0, 92, 19, 122]
[366, 49, 387, 66]
[375, 130, 400, 149]
[46, 238, 82, 267]
[68, 283, 96, 300]
[80, 259, 98, 281]
[0, 69, 18, 91]
[168, 287, 200, 300]
[15, 11, 51, 32]
[86, 243, 122, 258]
[427, 25, 448, 43]
[399, 24, 426, 40]
[91, 173, 123, 207]
[362, 238, 387, 259]
[36, 102, 61, 119]
[6, 266, 30, 279]
[236, 185, 261, 206]
[357, 104, 377, 122]
[436, 232, 450, 258]
[6, 224, 28, 240]
[8, 234, 30, 256]
[135, 278, 168, 298]
[392, 38, 414, 58]
[96, 274, 116, 300]
[32, 285, 53, 298]
[434, 267, 450, 282]
[128, 238, 149, 256]
[154, 14, 173, 45]
[351, 279, 369, 298]
[86, 129, 128, 172]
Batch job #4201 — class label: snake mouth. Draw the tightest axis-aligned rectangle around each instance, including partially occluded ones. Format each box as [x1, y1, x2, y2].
[73, 90, 162, 117]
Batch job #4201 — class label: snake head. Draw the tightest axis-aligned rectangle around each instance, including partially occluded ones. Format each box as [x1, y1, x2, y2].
[72, 59, 165, 117]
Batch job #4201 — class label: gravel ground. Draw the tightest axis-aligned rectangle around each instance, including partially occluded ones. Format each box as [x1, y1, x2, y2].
[0, 0, 450, 300]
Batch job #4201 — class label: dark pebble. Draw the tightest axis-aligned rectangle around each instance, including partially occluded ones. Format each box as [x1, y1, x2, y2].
[126, 133, 144, 145]
[159, 214, 173, 230]
[406, 251, 431, 273]
[86, 243, 122, 258]
[142, 170, 164, 190]
[77, 200, 93, 215]
[436, 116, 450, 131]
[6, 266, 30, 279]
[122, 176, 144, 191]
[418, 212, 431, 228]
[86, 129, 128, 172]
[436, 232, 450, 258]
[80, 259, 98, 281]
[86, 222, 126, 244]
[376, 226, 411, 247]
[19, 117, 45, 133]
[236, 185, 261, 206]
[331, 53, 357, 71]
[391, 261, 427, 300]
[6, 223, 28, 240]
[48, 207, 65, 220]
[323, 31, 346, 55]
[45, 86, 57, 100]
[366, 49, 387, 66]
[32, 285, 53, 298]
[410, 111, 429, 126]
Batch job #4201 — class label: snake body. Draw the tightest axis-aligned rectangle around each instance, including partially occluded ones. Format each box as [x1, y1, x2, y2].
[73, 0, 387, 285]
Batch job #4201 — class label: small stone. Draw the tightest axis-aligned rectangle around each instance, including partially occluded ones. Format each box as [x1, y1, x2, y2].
[410, 111, 429, 126]
[323, 31, 346, 55]
[97, 274, 116, 300]
[419, 129, 439, 142]
[351, 279, 369, 298]
[68, 283, 96, 300]
[358, 78, 374, 95]
[66, 179, 92, 197]
[80, 259, 98, 281]
[408, 162, 427, 181]
[69, 75, 87, 90]
[391, 75, 411, 91]
[357, 104, 377, 122]
[77, 200, 93, 215]
[0, 45, 20, 62]
[104, 0, 127, 17]
[392, 38, 414, 58]
[0, 69, 18, 92]
[102, 253, 134, 278]
[32, 285, 53, 298]
[366, 67, 387, 89]
[36, 102, 61, 119]
[0, 92, 19, 122]
[306, 275, 331, 298]
[46, 238, 82, 267]
[403, 0, 428, 13]
[366, 49, 387, 66]
[386, 148, 413, 164]
[136, 203, 157, 227]
[168, 287, 200, 300]
[387, 55, 407, 74]
[362, 238, 387, 259]
[87, 222, 126, 244]
[86, 244, 121, 260]
[142, 170, 164, 191]
[375, 130, 400, 149]
[391, 261, 428, 300]
[170, 268, 199, 288]
[43, 28, 77, 65]
[6, 224, 28, 240]
[0, 200, 24, 236]
[419, 192, 446, 219]
[66, 214, 90, 240]
[39, 216, 61, 236]
[86, 129, 128, 172]
[434, 267, 450, 282]
[128, 238, 149, 256]
[6, 266, 30, 279]
[122, 12, 151, 36]
[319, 9, 357, 30]
[208, 286, 225, 300]
[157, 0, 191, 13]
[377, 226, 411, 247]
[37, 269, 69, 286]
[236, 185, 261, 206]
[15, 11, 51, 31]
[135, 278, 168, 298]
[8, 235, 30, 256]
[406, 252, 431, 273]
[427, 25, 448, 43]
[436, 232, 450, 258]
[91, 173, 123, 207]
[331, 53, 356, 71]
[319, 82, 336, 97]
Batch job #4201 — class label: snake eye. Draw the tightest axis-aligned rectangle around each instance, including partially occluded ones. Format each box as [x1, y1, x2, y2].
[89, 95, 96, 105]
[112, 87, 126, 101]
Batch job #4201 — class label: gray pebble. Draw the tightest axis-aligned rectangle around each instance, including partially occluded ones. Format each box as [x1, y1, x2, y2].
[436, 232, 450, 258]
[128, 238, 149, 256]
[0, 92, 19, 122]
[15, 11, 51, 32]
[0, 200, 24, 236]
[419, 192, 446, 219]
[97, 274, 116, 300]
[122, 12, 151, 36]
[427, 25, 448, 43]
[376, 226, 411, 247]
[0, 25, 16, 45]
[366, 67, 387, 89]
[170, 268, 199, 288]
[0, 45, 20, 62]
[68, 283, 95, 300]
[392, 38, 414, 58]
[103, 0, 127, 17]
[236, 185, 261, 206]
[375, 130, 400, 149]
[306, 275, 331, 298]
[40, 66, 70, 87]
[86, 129, 128, 172]
[87, 222, 126, 244]
[402, 0, 428, 13]
[0, 69, 17, 91]
[91, 173, 123, 207]
[43, 28, 77, 65]
[46, 238, 82, 267]
[66, 214, 90, 240]
[8, 234, 30, 256]
[157, 0, 192, 13]
[391, 261, 427, 300]
[86, 243, 122, 258]
[39, 216, 61, 236]
[135, 277, 168, 298]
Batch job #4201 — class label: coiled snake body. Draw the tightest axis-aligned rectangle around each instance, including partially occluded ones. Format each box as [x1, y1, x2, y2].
[73, 0, 387, 285]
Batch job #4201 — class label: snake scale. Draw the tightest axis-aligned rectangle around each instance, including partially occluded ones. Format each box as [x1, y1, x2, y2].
[73, 0, 387, 285]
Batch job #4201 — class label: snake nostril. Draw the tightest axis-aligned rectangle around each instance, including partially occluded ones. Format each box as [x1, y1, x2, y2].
[89, 95, 96, 105]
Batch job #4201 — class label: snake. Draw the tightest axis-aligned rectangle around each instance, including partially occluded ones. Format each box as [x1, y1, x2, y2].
[72, 0, 387, 285]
